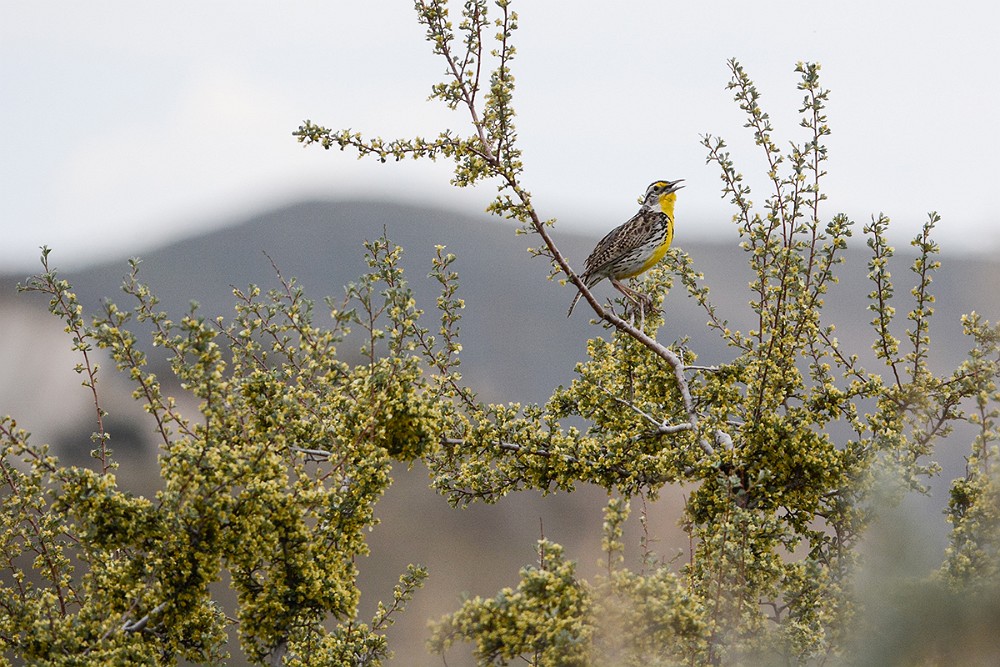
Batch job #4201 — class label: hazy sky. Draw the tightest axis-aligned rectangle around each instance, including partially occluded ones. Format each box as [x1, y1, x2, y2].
[3, 1, 998, 271]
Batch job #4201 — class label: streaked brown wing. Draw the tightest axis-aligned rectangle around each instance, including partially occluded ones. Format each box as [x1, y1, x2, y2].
[583, 209, 658, 278]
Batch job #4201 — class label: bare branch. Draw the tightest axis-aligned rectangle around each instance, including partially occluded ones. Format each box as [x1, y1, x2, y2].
[122, 601, 167, 633]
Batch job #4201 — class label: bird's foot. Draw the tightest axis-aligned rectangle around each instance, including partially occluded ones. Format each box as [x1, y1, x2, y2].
[624, 293, 657, 330]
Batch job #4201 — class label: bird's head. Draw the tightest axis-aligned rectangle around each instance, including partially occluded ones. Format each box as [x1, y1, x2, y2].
[641, 179, 684, 203]
[640, 179, 684, 212]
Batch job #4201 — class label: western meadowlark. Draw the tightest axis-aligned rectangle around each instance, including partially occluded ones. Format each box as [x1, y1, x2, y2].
[567, 179, 684, 317]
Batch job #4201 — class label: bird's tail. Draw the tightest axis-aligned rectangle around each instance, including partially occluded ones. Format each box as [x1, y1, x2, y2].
[567, 289, 584, 317]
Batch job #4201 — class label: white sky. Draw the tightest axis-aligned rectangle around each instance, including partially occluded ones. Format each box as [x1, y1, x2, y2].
[2, 1, 998, 271]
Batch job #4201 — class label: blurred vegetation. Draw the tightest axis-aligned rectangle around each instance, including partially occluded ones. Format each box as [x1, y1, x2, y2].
[4, 1, 1000, 665]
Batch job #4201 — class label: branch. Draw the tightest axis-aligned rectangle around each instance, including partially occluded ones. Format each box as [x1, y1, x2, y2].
[18, 249, 110, 472]
[301, 3, 731, 459]
[290, 446, 334, 462]
[595, 382, 708, 446]
[458, 9, 724, 457]
[269, 639, 288, 667]
[122, 601, 167, 633]
[507, 181, 709, 444]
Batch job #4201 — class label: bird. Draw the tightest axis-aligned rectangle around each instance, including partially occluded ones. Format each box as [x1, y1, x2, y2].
[567, 179, 684, 317]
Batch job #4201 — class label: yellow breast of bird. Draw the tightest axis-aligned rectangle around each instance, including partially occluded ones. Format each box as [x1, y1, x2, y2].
[629, 192, 676, 274]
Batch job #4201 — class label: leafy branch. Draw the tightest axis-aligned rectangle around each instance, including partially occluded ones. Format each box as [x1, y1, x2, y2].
[296, 0, 716, 461]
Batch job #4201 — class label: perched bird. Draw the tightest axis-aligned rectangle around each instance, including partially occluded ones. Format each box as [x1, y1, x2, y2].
[567, 179, 684, 317]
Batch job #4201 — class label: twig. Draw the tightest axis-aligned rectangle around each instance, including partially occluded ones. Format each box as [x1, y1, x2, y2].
[290, 446, 335, 461]
[122, 601, 167, 633]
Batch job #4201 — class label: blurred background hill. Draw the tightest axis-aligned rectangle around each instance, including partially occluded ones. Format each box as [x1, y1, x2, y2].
[2, 200, 998, 665]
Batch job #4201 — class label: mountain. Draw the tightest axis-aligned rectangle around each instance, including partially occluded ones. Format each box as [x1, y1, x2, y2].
[3, 199, 999, 665]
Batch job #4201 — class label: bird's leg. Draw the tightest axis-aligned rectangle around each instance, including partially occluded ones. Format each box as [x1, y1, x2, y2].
[609, 278, 641, 327]
[611, 278, 637, 303]
[612, 279, 658, 329]
[611, 278, 652, 307]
